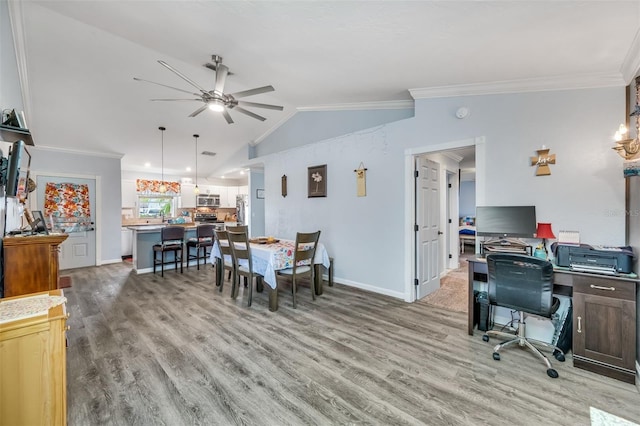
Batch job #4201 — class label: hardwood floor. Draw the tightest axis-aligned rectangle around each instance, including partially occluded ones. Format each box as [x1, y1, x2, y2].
[63, 262, 640, 425]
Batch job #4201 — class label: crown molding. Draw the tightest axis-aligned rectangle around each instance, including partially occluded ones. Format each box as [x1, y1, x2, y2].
[297, 100, 414, 112]
[621, 28, 640, 84]
[409, 72, 626, 99]
[7, 0, 32, 123]
[31, 144, 124, 159]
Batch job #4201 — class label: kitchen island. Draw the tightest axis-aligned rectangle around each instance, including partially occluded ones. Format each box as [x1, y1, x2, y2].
[127, 224, 204, 274]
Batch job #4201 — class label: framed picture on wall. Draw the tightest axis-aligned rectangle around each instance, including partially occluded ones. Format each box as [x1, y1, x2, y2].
[256, 188, 265, 199]
[308, 164, 327, 198]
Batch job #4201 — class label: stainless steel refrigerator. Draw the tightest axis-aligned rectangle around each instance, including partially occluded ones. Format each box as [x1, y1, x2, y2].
[236, 194, 248, 225]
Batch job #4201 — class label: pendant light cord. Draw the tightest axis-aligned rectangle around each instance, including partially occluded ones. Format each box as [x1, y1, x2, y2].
[159, 126, 166, 191]
[194, 134, 199, 189]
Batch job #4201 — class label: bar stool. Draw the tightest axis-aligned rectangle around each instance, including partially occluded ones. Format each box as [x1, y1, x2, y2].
[186, 224, 215, 270]
[153, 226, 185, 277]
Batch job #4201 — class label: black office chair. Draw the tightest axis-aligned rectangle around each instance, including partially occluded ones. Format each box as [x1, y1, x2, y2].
[482, 253, 565, 378]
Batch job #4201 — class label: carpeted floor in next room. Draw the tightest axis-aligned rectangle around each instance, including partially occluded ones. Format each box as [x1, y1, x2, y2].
[421, 251, 473, 313]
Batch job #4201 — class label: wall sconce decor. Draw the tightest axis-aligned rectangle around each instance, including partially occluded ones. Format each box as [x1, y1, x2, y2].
[612, 76, 640, 161]
[281, 175, 287, 197]
[530, 146, 555, 176]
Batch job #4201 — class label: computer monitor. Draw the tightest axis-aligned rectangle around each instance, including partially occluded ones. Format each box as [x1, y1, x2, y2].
[476, 205, 537, 238]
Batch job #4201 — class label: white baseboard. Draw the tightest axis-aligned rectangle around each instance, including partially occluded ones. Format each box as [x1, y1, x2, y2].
[99, 258, 123, 265]
[326, 275, 405, 300]
[636, 361, 640, 392]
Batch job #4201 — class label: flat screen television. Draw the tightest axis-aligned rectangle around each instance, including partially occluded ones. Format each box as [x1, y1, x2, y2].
[476, 205, 537, 238]
[5, 140, 30, 199]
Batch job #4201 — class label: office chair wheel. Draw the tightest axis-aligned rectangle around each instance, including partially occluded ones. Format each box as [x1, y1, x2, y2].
[546, 368, 559, 379]
[492, 352, 500, 361]
[482, 334, 489, 342]
[554, 352, 566, 362]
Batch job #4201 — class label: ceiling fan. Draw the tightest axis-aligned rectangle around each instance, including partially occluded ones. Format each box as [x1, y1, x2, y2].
[134, 55, 283, 123]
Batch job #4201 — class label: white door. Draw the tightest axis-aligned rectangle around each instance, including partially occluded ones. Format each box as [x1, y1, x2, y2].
[35, 175, 96, 270]
[416, 156, 440, 299]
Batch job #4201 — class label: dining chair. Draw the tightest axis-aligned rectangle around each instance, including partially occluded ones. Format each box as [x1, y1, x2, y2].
[152, 226, 185, 277]
[276, 230, 321, 308]
[227, 229, 263, 306]
[186, 224, 215, 270]
[214, 230, 234, 293]
[226, 225, 248, 233]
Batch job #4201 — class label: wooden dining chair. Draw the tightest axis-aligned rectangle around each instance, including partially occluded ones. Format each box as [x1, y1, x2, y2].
[186, 224, 215, 270]
[227, 229, 262, 306]
[226, 225, 248, 233]
[214, 230, 234, 293]
[276, 230, 321, 308]
[152, 226, 185, 277]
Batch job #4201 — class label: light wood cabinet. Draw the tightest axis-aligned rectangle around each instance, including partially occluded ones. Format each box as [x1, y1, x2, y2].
[0, 289, 68, 425]
[2, 234, 68, 298]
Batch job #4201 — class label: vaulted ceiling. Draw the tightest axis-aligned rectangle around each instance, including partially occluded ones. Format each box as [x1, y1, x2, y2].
[7, 1, 640, 181]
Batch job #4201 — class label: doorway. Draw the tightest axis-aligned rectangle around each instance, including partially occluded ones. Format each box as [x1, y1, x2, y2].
[404, 137, 484, 302]
[31, 173, 98, 270]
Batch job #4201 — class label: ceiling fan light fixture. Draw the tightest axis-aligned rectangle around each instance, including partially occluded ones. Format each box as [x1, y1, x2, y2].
[208, 100, 225, 112]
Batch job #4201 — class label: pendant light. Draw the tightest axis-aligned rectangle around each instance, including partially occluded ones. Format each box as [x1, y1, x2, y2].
[193, 134, 200, 195]
[158, 126, 167, 193]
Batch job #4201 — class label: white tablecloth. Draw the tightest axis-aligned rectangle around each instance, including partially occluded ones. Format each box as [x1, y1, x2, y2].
[210, 239, 330, 289]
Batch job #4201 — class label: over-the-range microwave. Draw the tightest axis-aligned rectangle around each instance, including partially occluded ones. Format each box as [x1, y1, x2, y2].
[196, 194, 220, 207]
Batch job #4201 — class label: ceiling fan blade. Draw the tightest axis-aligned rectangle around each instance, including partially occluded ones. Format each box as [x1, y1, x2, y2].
[234, 106, 266, 121]
[189, 105, 209, 117]
[133, 77, 201, 96]
[237, 100, 284, 111]
[222, 109, 234, 124]
[150, 98, 202, 101]
[214, 63, 228, 94]
[229, 85, 275, 99]
[158, 60, 209, 95]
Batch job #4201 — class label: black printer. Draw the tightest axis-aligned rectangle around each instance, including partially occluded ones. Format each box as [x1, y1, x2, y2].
[553, 243, 634, 275]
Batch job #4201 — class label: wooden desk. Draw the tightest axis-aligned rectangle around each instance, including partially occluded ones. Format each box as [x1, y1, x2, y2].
[468, 257, 638, 384]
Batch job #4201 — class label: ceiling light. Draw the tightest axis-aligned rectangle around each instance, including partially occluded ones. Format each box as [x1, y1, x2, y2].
[240, 170, 245, 175]
[186, 166, 191, 172]
[208, 99, 224, 112]
[144, 162, 151, 168]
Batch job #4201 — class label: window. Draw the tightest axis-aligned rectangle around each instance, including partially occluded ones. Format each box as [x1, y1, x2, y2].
[138, 196, 176, 218]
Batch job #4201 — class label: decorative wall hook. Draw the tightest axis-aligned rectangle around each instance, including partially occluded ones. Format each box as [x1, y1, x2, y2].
[281, 174, 287, 197]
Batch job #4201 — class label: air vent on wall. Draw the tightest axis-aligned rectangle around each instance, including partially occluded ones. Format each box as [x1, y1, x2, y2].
[201, 151, 216, 156]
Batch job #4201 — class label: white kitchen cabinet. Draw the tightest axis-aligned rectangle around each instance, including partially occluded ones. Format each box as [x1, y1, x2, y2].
[121, 179, 137, 208]
[227, 186, 239, 206]
[238, 185, 248, 196]
[180, 183, 196, 208]
[121, 227, 133, 257]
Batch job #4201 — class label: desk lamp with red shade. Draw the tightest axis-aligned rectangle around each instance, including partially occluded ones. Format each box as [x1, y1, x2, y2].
[535, 223, 556, 260]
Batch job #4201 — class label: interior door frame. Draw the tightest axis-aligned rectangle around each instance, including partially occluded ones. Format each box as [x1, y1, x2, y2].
[403, 136, 486, 302]
[28, 171, 102, 266]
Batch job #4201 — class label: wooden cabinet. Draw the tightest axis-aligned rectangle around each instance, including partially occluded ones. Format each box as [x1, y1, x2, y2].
[2, 234, 68, 298]
[0, 289, 68, 425]
[572, 274, 637, 384]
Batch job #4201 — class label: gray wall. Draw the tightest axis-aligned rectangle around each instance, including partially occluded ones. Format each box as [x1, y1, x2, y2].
[256, 87, 626, 296]
[29, 147, 122, 264]
[459, 181, 476, 218]
[249, 170, 265, 237]
[251, 108, 414, 159]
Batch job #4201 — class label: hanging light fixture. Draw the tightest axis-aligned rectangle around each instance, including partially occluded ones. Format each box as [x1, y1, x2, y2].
[193, 134, 200, 194]
[158, 126, 167, 193]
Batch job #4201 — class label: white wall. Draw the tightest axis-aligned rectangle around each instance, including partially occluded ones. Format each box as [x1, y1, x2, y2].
[258, 87, 627, 297]
[249, 170, 265, 236]
[0, 0, 23, 114]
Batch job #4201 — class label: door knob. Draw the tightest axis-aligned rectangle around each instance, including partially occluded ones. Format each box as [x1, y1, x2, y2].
[437, 231, 443, 235]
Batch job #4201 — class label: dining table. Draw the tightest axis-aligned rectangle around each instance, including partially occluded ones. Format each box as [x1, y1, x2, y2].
[210, 237, 331, 311]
